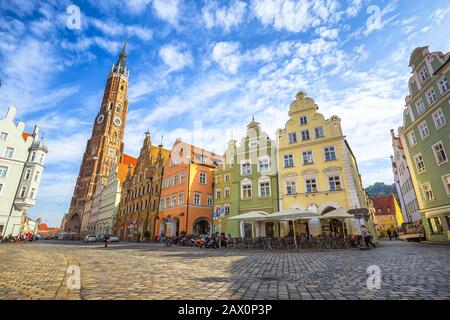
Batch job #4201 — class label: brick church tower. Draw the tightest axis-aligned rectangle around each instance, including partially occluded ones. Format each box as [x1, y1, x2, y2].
[65, 42, 129, 235]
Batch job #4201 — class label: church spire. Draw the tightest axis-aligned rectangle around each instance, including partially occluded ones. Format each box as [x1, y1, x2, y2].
[113, 39, 128, 77]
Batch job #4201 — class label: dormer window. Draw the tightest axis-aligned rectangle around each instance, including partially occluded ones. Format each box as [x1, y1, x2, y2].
[419, 66, 429, 82]
[300, 116, 308, 125]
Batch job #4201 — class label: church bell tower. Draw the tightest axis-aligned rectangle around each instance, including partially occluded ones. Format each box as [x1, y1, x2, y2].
[66, 41, 129, 234]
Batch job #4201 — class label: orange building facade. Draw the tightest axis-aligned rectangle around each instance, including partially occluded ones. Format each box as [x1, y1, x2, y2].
[156, 139, 223, 237]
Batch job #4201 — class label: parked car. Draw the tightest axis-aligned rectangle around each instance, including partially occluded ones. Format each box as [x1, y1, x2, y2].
[83, 235, 97, 243]
[108, 236, 119, 243]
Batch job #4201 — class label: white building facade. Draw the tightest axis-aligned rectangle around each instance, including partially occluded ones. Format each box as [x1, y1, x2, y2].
[390, 129, 421, 223]
[95, 165, 123, 236]
[0, 107, 48, 237]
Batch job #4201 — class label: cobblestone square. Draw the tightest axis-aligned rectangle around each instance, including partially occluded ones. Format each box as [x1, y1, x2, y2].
[0, 241, 449, 300]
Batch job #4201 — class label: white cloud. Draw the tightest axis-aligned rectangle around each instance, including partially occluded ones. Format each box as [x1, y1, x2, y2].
[431, 6, 450, 25]
[152, 0, 180, 26]
[251, 0, 340, 33]
[159, 44, 193, 72]
[211, 42, 242, 74]
[88, 18, 153, 41]
[202, 0, 247, 32]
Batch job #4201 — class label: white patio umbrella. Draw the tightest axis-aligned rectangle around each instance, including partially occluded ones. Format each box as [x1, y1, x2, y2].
[262, 208, 319, 248]
[320, 208, 354, 220]
[226, 211, 271, 221]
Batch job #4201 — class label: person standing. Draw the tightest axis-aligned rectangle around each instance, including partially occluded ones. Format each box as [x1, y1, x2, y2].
[103, 234, 108, 248]
[361, 225, 376, 248]
[387, 229, 392, 240]
[393, 229, 399, 240]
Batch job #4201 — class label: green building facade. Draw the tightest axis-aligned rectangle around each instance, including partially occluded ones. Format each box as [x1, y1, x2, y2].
[213, 119, 279, 237]
[399, 47, 450, 243]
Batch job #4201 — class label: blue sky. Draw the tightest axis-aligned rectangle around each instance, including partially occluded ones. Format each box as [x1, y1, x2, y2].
[0, 0, 449, 227]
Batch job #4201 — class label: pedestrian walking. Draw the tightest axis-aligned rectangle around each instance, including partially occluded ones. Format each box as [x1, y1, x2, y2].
[103, 234, 108, 248]
[393, 229, 399, 240]
[361, 225, 376, 248]
[387, 229, 392, 240]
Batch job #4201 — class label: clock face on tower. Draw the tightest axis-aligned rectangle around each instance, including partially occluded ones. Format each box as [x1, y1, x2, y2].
[113, 117, 122, 127]
[96, 114, 104, 124]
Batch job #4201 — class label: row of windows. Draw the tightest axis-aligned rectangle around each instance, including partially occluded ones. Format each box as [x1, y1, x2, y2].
[400, 177, 414, 197]
[413, 141, 448, 174]
[414, 73, 448, 116]
[240, 159, 270, 175]
[215, 187, 230, 199]
[283, 146, 337, 168]
[405, 198, 419, 216]
[239, 180, 272, 199]
[421, 174, 450, 202]
[283, 175, 342, 195]
[408, 108, 447, 146]
[215, 174, 230, 184]
[287, 127, 325, 144]
[159, 192, 213, 208]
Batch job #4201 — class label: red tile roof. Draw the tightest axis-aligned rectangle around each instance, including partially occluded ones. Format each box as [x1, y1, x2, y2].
[122, 153, 137, 166]
[373, 195, 395, 215]
[38, 223, 49, 231]
[22, 133, 32, 141]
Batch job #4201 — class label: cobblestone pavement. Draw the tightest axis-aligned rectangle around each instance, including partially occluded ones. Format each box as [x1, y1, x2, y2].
[0, 240, 449, 300]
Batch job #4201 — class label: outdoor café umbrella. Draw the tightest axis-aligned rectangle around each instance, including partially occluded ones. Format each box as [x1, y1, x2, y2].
[320, 208, 354, 220]
[226, 211, 271, 221]
[264, 208, 319, 248]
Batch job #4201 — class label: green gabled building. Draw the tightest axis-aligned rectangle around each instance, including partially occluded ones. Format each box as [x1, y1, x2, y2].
[399, 47, 450, 243]
[213, 119, 279, 237]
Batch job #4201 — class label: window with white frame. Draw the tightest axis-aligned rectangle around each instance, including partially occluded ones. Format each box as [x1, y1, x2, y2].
[259, 159, 270, 173]
[39, 154, 45, 165]
[207, 195, 213, 206]
[216, 189, 221, 199]
[199, 172, 207, 184]
[438, 77, 448, 94]
[166, 197, 170, 208]
[3, 147, 14, 158]
[432, 109, 446, 129]
[19, 186, 27, 198]
[0, 166, 7, 177]
[418, 121, 429, 139]
[305, 178, 318, 193]
[0, 132, 7, 141]
[224, 174, 230, 182]
[224, 187, 230, 197]
[224, 205, 230, 215]
[324, 146, 337, 161]
[241, 161, 251, 175]
[284, 154, 294, 168]
[301, 130, 310, 141]
[178, 193, 184, 205]
[415, 99, 426, 114]
[159, 198, 164, 209]
[180, 171, 185, 183]
[194, 193, 201, 205]
[24, 169, 32, 180]
[426, 88, 437, 104]
[0, 183, 3, 194]
[259, 180, 271, 197]
[300, 116, 308, 125]
[286, 180, 296, 195]
[414, 154, 426, 173]
[31, 152, 36, 162]
[162, 178, 166, 189]
[328, 176, 342, 191]
[315, 127, 324, 138]
[302, 151, 314, 165]
[242, 183, 252, 199]
[432, 142, 448, 165]
[167, 176, 172, 187]
[215, 176, 220, 184]
[408, 131, 417, 146]
[419, 66, 429, 82]
[422, 183, 434, 201]
[442, 175, 450, 196]
[172, 195, 177, 206]
[173, 174, 178, 185]
[288, 132, 297, 144]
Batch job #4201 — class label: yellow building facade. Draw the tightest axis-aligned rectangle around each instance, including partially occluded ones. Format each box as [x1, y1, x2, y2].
[277, 92, 377, 237]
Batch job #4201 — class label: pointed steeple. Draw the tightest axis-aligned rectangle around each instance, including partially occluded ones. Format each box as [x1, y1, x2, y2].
[113, 39, 128, 76]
